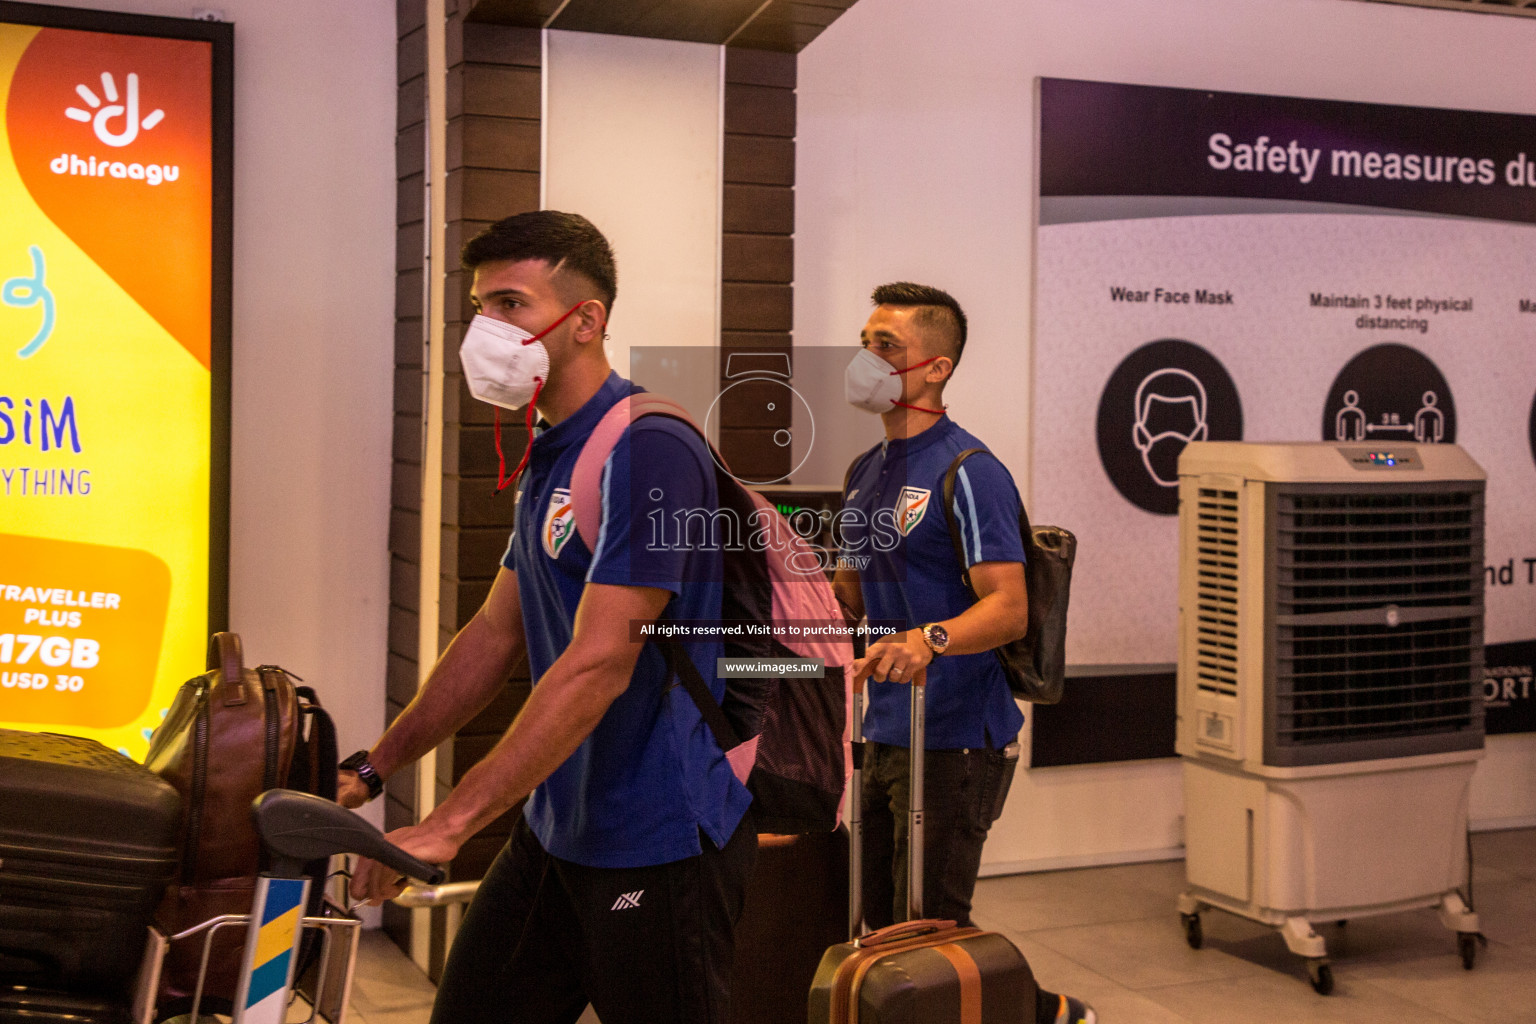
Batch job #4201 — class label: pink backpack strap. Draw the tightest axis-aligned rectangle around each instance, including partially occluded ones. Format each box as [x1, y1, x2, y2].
[570, 393, 704, 551]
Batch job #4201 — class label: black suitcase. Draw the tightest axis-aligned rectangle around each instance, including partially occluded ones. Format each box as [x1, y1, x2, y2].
[0, 728, 182, 998]
[809, 676, 1037, 1023]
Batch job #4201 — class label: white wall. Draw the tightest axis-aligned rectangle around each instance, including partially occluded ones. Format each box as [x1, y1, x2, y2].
[33, 0, 399, 826]
[544, 29, 722, 382]
[797, 0, 1536, 870]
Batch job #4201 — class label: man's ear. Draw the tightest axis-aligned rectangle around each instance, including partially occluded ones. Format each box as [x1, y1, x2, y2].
[572, 299, 608, 344]
[926, 355, 955, 385]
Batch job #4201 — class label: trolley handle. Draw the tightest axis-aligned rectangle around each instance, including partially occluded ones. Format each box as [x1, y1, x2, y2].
[252, 789, 446, 884]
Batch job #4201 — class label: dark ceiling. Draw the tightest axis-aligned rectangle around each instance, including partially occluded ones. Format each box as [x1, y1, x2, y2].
[463, 0, 860, 51]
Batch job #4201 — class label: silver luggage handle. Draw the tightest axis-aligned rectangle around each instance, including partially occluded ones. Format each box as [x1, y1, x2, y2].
[849, 678, 864, 940]
[848, 664, 928, 937]
[908, 673, 926, 923]
[391, 881, 481, 908]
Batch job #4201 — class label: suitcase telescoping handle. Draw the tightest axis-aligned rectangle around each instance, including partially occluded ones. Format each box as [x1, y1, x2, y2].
[848, 664, 927, 937]
[907, 670, 926, 923]
[849, 673, 864, 940]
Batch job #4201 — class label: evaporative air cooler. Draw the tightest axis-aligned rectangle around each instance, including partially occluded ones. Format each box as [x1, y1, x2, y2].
[1174, 441, 1486, 994]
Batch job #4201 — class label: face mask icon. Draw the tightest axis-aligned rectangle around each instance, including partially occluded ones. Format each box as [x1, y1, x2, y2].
[1132, 368, 1208, 487]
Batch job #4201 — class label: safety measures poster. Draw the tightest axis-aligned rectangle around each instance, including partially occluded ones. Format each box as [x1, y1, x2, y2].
[1034, 78, 1536, 733]
[1, 10, 230, 757]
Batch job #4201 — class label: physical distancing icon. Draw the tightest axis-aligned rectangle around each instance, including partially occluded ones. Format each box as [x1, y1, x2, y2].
[1335, 390, 1365, 441]
[1415, 391, 1444, 443]
[1321, 344, 1455, 448]
[1331, 387, 1445, 443]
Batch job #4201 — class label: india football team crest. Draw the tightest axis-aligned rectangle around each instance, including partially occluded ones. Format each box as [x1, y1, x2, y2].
[895, 486, 931, 536]
[543, 487, 575, 558]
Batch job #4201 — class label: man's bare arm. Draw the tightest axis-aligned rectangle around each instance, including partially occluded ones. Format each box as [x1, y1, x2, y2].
[350, 582, 670, 902]
[853, 560, 1027, 683]
[932, 559, 1028, 655]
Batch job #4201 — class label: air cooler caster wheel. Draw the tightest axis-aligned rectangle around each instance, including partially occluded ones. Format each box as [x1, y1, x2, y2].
[1458, 932, 1484, 970]
[1307, 959, 1334, 995]
[1181, 912, 1203, 949]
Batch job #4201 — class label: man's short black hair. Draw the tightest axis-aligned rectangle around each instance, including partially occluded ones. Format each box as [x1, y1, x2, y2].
[871, 281, 967, 365]
[461, 210, 618, 313]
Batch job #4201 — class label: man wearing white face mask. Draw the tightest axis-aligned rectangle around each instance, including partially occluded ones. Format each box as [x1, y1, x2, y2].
[836, 283, 1096, 1024]
[340, 211, 754, 1024]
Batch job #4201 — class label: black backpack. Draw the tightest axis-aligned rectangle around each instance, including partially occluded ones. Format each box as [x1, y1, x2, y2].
[941, 449, 1077, 704]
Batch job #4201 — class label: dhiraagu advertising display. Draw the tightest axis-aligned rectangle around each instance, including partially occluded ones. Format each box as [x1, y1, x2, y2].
[0, 12, 230, 758]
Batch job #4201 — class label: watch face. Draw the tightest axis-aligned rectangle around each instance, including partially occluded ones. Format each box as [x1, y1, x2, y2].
[926, 624, 949, 651]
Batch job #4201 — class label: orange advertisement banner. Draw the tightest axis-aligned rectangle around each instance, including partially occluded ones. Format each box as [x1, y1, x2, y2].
[0, 533, 170, 728]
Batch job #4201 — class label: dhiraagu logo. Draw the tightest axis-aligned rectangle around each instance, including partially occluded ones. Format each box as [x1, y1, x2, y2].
[3, 246, 54, 358]
[50, 70, 179, 186]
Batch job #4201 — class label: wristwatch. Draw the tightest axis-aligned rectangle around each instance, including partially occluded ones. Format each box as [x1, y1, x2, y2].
[339, 749, 384, 802]
[919, 622, 950, 656]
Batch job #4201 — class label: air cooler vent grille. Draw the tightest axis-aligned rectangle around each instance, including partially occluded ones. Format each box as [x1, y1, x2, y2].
[1268, 484, 1484, 765]
[1194, 487, 1240, 699]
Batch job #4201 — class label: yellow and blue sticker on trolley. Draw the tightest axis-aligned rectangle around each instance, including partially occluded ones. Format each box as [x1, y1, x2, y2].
[235, 876, 308, 1024]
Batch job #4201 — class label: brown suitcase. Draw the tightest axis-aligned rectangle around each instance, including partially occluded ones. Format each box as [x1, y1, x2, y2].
[808, 673, 1037, 1023]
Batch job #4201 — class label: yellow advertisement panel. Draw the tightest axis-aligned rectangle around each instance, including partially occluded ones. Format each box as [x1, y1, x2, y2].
[1, 18, 223, 758]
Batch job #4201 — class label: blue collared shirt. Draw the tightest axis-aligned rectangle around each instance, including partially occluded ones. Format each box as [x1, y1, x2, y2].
[841, 416, 1027, 749]
[502, 371, 750, 867]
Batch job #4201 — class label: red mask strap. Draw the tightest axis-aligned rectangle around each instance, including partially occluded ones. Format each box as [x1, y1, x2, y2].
[891, 400, 946, 415]
[890, 354, 941, 376]
[888, 354, 945, 414]
[494, 376, 546, 492]
[493, 301, 589, 493]
[527, 301, 588, 344]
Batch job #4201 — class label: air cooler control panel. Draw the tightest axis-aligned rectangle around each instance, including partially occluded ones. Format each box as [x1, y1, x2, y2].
[1337, 446, 1422, 470]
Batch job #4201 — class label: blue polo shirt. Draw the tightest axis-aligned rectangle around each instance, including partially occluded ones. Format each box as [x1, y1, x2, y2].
[841, 416, 1027, 750]
[501, 371, 751, 869]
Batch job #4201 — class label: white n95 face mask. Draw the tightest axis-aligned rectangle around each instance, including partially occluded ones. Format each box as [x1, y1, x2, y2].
[844, 348, 903, 414]
[460, 301, 592, 492]
[844, 348, 944, 415]
[459, 314, 551, 411]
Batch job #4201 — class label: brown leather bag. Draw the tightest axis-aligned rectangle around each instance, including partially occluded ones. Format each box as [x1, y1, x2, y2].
[144, 632, 336, 1011]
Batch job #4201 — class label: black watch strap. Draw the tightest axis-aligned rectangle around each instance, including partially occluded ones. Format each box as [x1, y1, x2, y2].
[339, 749, 384, 801]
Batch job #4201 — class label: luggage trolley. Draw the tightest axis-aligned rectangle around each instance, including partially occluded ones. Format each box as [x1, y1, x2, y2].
[5, 789, 443, 1024]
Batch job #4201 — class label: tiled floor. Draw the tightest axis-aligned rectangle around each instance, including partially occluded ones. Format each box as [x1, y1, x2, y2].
[341, 827, 1536, 1023]
[341, 931, 437, 1024]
